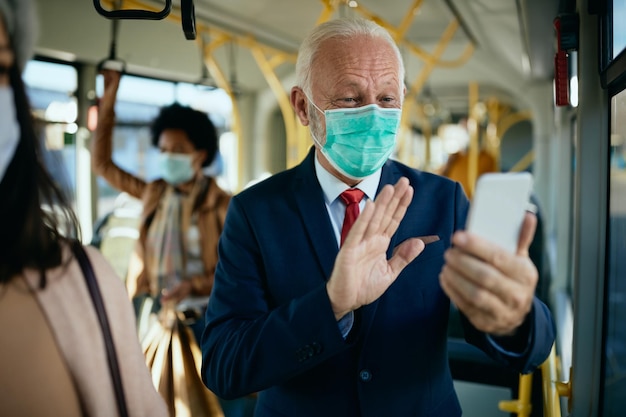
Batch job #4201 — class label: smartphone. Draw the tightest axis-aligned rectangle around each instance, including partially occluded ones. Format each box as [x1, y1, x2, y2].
[465, 172, 534, 253]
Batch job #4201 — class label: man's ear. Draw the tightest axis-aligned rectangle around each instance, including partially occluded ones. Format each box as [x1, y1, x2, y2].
[290, 87, 310, 126]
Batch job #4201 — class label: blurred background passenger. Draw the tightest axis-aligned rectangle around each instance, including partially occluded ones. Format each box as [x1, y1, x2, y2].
[0, 1, 167, 415]
[92, 70, 230, 339]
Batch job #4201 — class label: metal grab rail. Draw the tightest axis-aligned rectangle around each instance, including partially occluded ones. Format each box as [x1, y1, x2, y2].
[544, 346, 570, 416]
[498, 373, 533, 417]
[497, 344, 565, 417]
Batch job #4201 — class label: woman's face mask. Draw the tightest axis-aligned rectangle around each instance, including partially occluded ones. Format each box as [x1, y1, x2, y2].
[0, 86, 20, 183]
[308, 99, 401, 180]
[158, 152, 195, 185]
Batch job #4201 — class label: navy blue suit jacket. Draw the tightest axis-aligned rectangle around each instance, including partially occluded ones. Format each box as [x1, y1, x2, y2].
[201, 149, 555, 417]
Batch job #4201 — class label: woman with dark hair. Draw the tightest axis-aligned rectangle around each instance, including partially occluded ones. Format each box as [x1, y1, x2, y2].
[92, 70, 231, 313]
[150, 102, 219, 171]
[0, 1, 167, 415]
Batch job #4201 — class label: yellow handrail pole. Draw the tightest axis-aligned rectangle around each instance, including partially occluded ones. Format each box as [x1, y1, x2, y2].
[403, 19, 461, 117]
[399, 19, 460, 164]
[431, 43, 475, 68]
[392, 0, 471, 166]
[396, 94, 417, 167]
[200, 38, 246, 191]
[541, 344, 564, 417]
[423, 120, 432, 170]
[316, 0, 340, 24]
[249, 45, 301, 168]
[404, 42, 475, 68]
[467, 82, 479, 198]
[342, 3, 396, 36]
[555, 367, 572, 415]
[408, 100, 431, 170]
[498, 110, 533, 138]
[509, 150, 535, 173]
[498, 373, 533, 417]
[484, 98, 499, 169]
[267, 52, 295, 69]
[496, 109, 533, 173]
[337, 0, 472, 68]
[500, 345, 568, 417]
[394, 0, 425, 41]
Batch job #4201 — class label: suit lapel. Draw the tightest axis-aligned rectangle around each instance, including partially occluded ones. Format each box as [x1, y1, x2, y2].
[292, 149, 339, 282]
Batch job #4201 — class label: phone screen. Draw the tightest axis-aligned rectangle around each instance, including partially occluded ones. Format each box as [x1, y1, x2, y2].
[465, 172, 534, 253]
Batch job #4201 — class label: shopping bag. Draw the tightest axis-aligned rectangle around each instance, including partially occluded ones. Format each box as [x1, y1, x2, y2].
[141, 306, 224, 417]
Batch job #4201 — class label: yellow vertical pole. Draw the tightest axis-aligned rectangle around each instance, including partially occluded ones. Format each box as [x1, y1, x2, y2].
[423, 121, 432, 170]
[394, 0, 425, 41]
[497, 110, 533, 173]
[316, 0, 339, 24]
[467, 82, 479, 198]
[201, 37, 245, 191]
[399, 19, 460, 164]
[486, 98, 502, 171]
[414, 101, 431, 170]
[498, 373, 533, 417]
[249, 45, 301, 168]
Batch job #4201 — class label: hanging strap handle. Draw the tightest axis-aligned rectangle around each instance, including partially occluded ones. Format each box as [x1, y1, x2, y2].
[72, 241, 129, 417]
[93, 0, 171, 20]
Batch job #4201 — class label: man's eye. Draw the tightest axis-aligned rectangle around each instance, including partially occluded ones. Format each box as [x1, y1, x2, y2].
[338, 98, 359, 107]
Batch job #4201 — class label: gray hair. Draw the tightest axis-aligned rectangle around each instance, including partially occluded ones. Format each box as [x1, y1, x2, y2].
[295, 17, 405, 96]
[0, 0, 38, 71]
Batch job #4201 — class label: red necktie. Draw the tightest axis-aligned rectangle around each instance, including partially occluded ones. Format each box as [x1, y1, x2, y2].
[339, 188, 365, 246]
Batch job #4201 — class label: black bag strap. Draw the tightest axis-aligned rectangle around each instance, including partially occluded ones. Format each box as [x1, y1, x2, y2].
[72, 241, 129, 417]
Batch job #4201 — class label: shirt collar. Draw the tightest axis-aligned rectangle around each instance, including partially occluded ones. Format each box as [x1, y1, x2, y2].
[314, 152, 381, 205]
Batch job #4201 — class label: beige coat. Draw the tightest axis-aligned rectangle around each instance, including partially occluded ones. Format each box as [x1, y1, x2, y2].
[124, 178, 230, 298]
[0, 245, 168, 417]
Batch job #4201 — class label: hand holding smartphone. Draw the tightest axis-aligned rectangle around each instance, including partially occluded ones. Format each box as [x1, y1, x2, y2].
[465, 172, 534, 253]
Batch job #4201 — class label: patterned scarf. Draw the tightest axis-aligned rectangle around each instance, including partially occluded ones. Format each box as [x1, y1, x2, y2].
[145, 186, 187, 295]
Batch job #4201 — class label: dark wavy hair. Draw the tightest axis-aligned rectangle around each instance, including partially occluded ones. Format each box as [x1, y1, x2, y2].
[150, 103, 218, 167]
[0, 62, 80, 287]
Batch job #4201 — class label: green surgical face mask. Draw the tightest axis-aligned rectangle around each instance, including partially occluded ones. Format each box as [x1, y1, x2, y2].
[309, 100, 401, 180]
[158, 152, 195, 185]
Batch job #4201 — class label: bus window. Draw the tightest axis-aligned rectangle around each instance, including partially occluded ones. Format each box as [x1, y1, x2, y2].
[23, 60, 78, 209]
[613, 0, 626, 59]
[93, 74, 172, 217]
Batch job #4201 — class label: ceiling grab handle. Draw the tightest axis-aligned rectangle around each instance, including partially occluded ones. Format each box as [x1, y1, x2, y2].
[92, 0, 172, 20]
[96, 1, 126, 73]
[181, 0, 197, 40]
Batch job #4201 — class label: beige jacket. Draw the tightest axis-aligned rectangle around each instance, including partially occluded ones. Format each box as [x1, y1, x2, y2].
[20, 245, 169, 417]
[123, 178, 230, 298]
